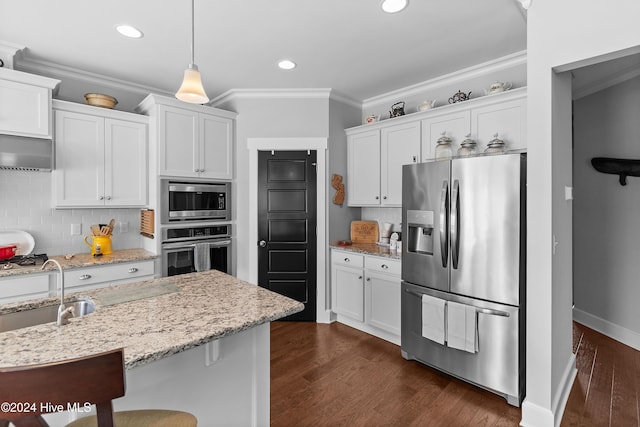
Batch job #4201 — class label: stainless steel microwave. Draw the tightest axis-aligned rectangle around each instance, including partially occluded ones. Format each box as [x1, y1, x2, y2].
[160, 180, 230, 223]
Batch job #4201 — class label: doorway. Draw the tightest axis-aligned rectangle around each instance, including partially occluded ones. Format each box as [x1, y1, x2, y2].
[257, 150, 317, 321]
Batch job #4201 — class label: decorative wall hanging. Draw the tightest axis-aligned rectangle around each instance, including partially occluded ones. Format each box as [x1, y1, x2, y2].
[332, 174, 345, 205]
[591, 157, 640, 186]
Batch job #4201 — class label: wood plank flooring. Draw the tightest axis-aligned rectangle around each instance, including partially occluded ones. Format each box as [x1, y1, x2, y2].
[270, 321, 640, 426]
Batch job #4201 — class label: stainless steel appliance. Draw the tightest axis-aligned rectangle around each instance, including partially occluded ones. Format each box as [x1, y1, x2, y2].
[160, 180, 230, 223]
[161, 224, 232, 277]
[401, 153, 526, 406]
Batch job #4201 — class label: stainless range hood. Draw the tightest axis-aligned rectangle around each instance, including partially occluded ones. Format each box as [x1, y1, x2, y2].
[0, 134, 53, 171]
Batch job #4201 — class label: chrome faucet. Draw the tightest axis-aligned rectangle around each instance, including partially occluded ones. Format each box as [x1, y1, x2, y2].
[41, 259, 74, 326]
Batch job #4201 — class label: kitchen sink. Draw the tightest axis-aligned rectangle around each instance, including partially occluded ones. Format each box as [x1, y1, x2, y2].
[0, 298, 96, 333]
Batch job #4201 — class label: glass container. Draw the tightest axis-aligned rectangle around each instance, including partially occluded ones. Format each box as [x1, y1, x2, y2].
[484, 133, 505, 154]
[457, 134, 477, 157]
[434, 132, 453, 159]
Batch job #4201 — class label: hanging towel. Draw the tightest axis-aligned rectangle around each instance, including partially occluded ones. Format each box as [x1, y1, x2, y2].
[421, 294, 446, 345]
[193, 242, 211, 272]
[446, 301, 477, 353]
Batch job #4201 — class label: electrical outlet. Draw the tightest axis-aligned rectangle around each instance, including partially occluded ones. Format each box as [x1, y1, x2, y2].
[71, 223, 81, 235]
[118, 221, 129, 233]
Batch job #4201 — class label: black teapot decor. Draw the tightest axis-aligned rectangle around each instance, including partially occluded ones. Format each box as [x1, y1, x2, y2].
[389, 101, 405, 118]
[448, 90, 472, 104]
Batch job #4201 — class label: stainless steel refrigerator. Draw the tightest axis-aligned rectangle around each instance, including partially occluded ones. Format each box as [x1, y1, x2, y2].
[401, 153, 526, 406]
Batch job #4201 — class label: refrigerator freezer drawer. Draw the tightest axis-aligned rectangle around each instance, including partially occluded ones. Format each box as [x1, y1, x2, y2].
[401, 281, 524, 406]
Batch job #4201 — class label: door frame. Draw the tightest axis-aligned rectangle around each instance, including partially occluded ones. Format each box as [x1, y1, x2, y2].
[247, 137, 329, 323]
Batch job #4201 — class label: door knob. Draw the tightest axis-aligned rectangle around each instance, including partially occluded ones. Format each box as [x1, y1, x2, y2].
[259, 240, 267, 247]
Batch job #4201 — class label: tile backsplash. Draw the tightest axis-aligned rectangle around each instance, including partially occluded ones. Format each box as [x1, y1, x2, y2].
[361, 207, 402, 233]
[0, 170, 143, 256]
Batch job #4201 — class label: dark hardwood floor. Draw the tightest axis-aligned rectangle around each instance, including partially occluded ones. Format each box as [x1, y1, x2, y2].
[270, 321, 640, 427]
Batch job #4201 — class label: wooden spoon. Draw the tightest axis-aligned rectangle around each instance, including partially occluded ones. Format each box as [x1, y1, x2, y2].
[91, 224, 101, 236]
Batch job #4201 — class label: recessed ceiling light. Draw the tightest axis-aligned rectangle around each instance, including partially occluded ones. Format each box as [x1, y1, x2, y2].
[278, 59, 297, 70]
[115, 24, 144, 39]
[381, 0, 408, 13]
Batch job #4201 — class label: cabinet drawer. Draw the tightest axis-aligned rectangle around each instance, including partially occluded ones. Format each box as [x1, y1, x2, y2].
[0, 274, 50, 302]
[65, 261, 155, 288]
[332, 250, 364, 268]
[365, 256, 401, 276]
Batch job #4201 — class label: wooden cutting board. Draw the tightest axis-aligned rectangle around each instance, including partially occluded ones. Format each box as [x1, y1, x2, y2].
[350, 221, 379, 243]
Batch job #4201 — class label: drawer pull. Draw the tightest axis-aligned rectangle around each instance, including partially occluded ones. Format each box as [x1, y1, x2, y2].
[358, 276, 363, 280]
[381, 264, 389, 269]
[344, 258, 350, 262]
[128, 267, 139, 273]
[79, 274, 92, 280]
[366, 277, 371, 281]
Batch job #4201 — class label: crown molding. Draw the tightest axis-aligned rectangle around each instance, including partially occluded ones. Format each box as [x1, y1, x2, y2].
[210, 88, 361, 109]
[15, 55, 173, 98]
[362, 50, 527, 109]
[573, 63, 640, 100]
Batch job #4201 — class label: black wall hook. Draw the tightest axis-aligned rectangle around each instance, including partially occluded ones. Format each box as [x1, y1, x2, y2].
[591, 157, 640, 186]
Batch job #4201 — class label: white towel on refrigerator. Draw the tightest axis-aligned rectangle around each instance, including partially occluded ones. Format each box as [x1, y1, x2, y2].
[446, 301, 477, 353]
[421, 294, 446, 345]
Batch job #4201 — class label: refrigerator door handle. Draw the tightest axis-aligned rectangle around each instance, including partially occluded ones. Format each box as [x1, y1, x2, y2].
[451, 179, 460, 269]
[439, 180, 449, 268]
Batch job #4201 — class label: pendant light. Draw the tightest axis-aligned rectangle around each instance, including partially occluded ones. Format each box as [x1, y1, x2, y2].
[175, 0, 209, 104]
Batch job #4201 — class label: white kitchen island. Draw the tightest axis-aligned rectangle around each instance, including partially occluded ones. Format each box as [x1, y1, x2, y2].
[0, 270, 303, 426]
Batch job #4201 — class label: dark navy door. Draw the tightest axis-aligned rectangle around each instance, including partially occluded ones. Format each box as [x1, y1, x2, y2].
[258, 150, 317, 321]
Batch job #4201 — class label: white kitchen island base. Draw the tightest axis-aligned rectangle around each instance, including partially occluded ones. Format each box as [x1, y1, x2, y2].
[45, 323, 270, 427]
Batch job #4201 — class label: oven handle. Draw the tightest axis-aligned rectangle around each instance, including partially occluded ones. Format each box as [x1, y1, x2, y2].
[162, 240, 232, 250]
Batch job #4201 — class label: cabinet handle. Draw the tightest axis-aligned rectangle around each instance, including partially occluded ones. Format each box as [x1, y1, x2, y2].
[366, 277, 371, 281]
[344, 257, 350, 262]
[375, 196, 380, 200]
[358, 276, 363, 280]
[128, 267, 139, 273]
[98, 196, 104, 201]
[106, 196, 112, 200]
[383, 196, 387, 200]
[413, 155, 417, 163]
[79, 274, 92, 280]
[381, 264, 389, 269]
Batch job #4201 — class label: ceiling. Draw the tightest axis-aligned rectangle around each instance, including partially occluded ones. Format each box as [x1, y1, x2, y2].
[0, 0, 527, 109]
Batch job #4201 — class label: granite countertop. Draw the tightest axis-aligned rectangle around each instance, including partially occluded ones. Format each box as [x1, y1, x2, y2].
[330, 242, 401, 260]
[0, 248, 158, 278]
[0, 270, 303, 369]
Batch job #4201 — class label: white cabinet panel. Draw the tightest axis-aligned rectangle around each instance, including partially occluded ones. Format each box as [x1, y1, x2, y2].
[471, 98, 527, 152]
[65, 260, 155, 290]
[381, 121, 420, 206]
[0, 274, 50, 303]
[366, 270, 401, 336]
[200, 114, 233, 179]
[421, 111, 471, 161]
[332, 265, 364, 321]
[104, 119, 147, 206]
[348, 130, 380, 206]
[159, 105, 198, 177]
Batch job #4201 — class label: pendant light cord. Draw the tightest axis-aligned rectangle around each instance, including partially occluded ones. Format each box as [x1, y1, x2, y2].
[190, 0, 195, 65]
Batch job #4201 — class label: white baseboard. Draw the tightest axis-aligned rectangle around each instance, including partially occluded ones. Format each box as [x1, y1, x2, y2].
[520, 353, 576, 427]
[573, 307, 640, 351]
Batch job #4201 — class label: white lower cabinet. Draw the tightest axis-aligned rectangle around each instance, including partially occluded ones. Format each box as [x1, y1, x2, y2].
[0, 274, 51, 304]
[65, 260, 155, 291]
[331, 249, 401, 345]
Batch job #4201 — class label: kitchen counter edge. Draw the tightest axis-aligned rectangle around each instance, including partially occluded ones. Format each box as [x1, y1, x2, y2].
[330, 242, 401, 260]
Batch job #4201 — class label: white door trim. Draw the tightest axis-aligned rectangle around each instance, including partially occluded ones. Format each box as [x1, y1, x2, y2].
[247, 137, 329, 323]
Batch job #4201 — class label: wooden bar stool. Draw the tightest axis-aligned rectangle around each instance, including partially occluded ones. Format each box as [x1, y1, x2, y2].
[0, 348, 197, 427]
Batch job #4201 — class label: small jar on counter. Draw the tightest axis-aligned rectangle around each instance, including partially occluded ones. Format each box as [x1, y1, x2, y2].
[457, 134, 477, 157]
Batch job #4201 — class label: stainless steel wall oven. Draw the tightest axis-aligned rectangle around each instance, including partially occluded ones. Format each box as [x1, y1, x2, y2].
[161, 224, 232, 277]
[161, 179, 230, 223]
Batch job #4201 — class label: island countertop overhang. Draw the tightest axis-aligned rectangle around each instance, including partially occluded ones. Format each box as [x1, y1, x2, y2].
[0, 270, 303, 369]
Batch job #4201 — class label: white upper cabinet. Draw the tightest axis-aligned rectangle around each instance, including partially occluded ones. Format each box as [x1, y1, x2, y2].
[136, 94, 236, 180]
[347, 121, 420, 207]
[53, 101, 148, 208]
[471, 97, 527, 153]
[347, 130, 380, 206]
[421, 111, 471, 161]
[0, 68, 60, 139]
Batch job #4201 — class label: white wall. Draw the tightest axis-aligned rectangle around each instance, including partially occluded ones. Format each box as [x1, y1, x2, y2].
[573, 75, 640, 349]
[524, 1, 640, 425]
[0, 170, 143, 256]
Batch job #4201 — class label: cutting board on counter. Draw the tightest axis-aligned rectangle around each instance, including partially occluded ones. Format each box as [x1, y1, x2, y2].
[350, 221, 379, 243]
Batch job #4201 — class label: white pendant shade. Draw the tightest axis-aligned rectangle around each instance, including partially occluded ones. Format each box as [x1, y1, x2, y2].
[176, 65, 209, 104]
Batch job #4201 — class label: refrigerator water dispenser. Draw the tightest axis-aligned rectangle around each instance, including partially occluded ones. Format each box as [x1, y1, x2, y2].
[407, 210, 434, 255]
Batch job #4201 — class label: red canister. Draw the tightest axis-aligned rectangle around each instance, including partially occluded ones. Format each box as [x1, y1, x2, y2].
[0, 244, 17, 260]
